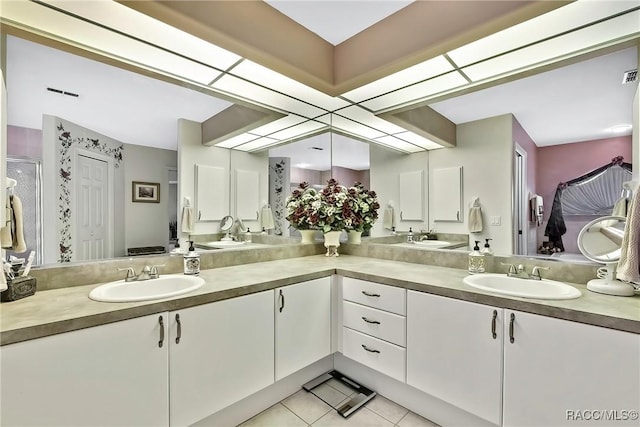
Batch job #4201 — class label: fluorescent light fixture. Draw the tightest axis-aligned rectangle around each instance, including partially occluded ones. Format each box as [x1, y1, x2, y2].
[230, 60, 350, 111]
[361, 71, 468, 112]
[448, 0, 639, 67]
[1, 0, 221, 84]
[341, 56, 454, 102]
[248, 115, 308, 136]
[394, 131, 444, 150]
[268, 121, 328, 140]
[44, 0, 242, 71]
[212, 74, 326, 118]
[337, 106, 407, 135]
[462, 10, 640, 82]
[331, 115, 386, 140]
[373, 135, 424, 153]
[214, 133, 260, 149]
[234, 136, 280, 152]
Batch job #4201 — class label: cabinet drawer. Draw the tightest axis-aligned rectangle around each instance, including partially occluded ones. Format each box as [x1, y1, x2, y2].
[342, 278, 406, 315]
[343, 301, 406, 347]
[342, 327, 406, 383]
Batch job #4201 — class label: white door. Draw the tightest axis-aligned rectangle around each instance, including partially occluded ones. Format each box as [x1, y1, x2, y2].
[514, 145, 527, 255]
[76, 154, 110, 260]
[503, 310, 640, 426]
[407, 291, 503, 425]
[169, 291, 275, 426]
[275, 277, 332, 381]
[0, 313, 170, 426]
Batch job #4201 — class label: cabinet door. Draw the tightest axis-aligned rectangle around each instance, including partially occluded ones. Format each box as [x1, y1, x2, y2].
[169, 291, 274, 427]
[432, 166, 462, 222]
[195, 164, 228, 221]
[407, 291, 503, 425]
[235, 169, 260, 220]
[399, 170, 424, 221]
[0, 313, 169, 426]
[275, 277, 331, 381]
[504, 310, 640, 427]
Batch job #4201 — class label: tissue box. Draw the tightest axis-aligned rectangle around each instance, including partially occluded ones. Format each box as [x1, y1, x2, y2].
[1, 276, 37, 302]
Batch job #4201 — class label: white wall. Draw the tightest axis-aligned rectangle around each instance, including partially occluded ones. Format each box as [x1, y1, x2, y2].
[124, 144, 177, 251]
[429, 114, 513, 254]
[369, 145, 429, 236]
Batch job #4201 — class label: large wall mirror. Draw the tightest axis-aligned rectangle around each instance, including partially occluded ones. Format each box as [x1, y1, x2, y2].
[4, 26, 638, 267]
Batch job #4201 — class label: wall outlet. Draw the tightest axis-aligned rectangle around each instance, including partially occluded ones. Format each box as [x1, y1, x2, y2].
[490, 216, 501, 226]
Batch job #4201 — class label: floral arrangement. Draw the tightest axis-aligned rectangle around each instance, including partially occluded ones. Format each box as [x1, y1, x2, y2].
[286, 179, 379, 234]
[285, 182, 321, 230]
[344, 182, 380, 233]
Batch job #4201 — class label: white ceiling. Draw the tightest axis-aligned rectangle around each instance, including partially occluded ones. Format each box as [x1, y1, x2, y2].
[265, 0, 414, 45]
[4, 1, 638, 167]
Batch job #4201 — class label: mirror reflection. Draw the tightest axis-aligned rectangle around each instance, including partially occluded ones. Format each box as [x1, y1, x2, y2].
[4, 29, 637, 267]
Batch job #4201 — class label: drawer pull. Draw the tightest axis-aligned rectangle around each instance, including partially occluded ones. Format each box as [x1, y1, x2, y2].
[491, 310, 497, 339]
[158, 316, 165, 348]
[509, 313, 515, 344]
[361, 291, 381, 297]
[361, 344, 380, 354]
[279, 289, 285, 313]
[361, 316, 381, 325]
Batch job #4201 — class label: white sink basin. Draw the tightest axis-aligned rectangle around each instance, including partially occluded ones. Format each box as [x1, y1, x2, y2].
[463, 273, 581, 300]
[414, 240, 450, 247]
[89, 274, 205, 303]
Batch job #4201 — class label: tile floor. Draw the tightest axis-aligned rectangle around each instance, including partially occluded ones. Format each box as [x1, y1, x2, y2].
[238, 379, 439, 427]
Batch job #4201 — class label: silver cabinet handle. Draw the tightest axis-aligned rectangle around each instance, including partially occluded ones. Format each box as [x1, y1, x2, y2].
[362, 316, 381, 325]
[361, 291, 380, 297]
[158, 316, 165, 348]
[175, 313, 182, 344]
[256, 210, 259, 220]
[400, 211, 403, 220]
[491, 310, 497, 339]
[279, 289, 285, 313]
[457, 210, 460, 221]
[198, 210, 202, 220]
[509, 313, 515, 343]
[361, 344, 380, 354]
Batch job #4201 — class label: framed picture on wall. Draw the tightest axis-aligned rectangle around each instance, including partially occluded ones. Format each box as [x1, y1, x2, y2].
[132, 181, 160, 203]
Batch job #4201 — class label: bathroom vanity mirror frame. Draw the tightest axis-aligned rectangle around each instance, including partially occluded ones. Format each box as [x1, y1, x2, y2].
[3, 12, 637, 267]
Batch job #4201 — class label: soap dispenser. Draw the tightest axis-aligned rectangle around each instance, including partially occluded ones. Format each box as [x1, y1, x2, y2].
[468, 241, 485, 274]
[407, 227, 414, 243]
[481, 238, 493, 255]
[184, 241, 200, 275]
[244, 228, 252, 243]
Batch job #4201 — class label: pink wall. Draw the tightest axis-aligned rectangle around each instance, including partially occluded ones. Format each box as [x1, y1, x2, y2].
[536, 135, 632, 253]
[7, 125, 42, 158]
[331, 166, 370, 189]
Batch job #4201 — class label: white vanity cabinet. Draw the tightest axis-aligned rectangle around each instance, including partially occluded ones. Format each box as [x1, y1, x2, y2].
[503, 310, 640, 427]
[0, 313, 170, 427]
[399, 170, 424, 221]
[341, 277, 407, 382]
[406, 291, 503, 425]
[169, 290, 275, 427]
[275, 277, 332, 381]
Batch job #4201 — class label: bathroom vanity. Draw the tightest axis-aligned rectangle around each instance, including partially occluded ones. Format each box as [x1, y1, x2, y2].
[1, 255, 638, 427]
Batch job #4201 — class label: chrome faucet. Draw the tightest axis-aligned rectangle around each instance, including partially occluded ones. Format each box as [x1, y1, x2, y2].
[529, 266, 550, 280]
[501, 263, 550, 280]
[118, 265, 164, 282]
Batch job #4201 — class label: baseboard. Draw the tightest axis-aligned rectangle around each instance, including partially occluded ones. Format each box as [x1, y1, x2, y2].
[333, 353, 497, 427]
[192, 355, 334, 427]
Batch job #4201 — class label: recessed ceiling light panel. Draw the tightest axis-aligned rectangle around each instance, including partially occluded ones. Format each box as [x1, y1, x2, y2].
[214, 132, 260, 149]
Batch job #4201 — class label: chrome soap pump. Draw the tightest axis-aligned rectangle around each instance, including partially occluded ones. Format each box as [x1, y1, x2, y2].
[468, 240, 485, 274]
[184, 241, 200, 275]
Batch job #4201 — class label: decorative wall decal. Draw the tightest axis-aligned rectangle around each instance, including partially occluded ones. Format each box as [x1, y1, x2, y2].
[269, 158, 289, 236]
[56, 122, 123, 262]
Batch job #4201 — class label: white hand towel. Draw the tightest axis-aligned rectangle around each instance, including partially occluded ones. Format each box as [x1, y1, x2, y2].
[10, 195, 27, 253]
[181, 206, 194, 233]
[616, 188, 640, 284]
[260, 206, 275, 230]
[467, 197, 483, 233]
[383, 206, 395, 230]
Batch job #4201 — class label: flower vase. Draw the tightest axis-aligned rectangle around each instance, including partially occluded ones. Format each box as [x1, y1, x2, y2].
[347, 230, 362, 245]
[323, 231, 342, 257]
[299, 230, 316, 244]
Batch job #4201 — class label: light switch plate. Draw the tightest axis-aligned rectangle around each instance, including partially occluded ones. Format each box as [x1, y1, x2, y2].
[490, 216, 501, 226]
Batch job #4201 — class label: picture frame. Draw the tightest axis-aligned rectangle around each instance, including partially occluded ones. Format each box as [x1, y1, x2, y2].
[132, 181, 160, 203]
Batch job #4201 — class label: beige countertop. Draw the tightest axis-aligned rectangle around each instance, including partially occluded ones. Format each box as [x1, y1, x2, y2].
[1, 255, 638, 345]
